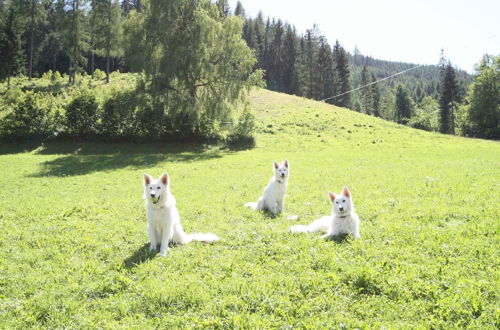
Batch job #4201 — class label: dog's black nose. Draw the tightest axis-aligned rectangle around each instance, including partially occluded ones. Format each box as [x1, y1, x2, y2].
[339, 207, 344, 211]
[150, 193, 155, 198]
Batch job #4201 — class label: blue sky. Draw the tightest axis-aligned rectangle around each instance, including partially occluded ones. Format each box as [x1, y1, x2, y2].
[228, 0, 500, 72]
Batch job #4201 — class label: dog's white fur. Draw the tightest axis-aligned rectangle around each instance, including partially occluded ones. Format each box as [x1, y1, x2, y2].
[290, 186, 360, 239]
[244, 160, 289, 214]
[144, 173, 219, 256]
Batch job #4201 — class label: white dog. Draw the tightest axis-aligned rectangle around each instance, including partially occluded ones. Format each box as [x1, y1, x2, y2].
[244, 160, 289, 214]
[290, 186, 360, 239]
[144, 173, 219, 256]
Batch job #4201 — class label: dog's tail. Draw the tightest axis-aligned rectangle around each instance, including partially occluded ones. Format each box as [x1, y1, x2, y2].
[244, 201, 258, 210]
[290, 216, 330, 233]
[186, 233, 220, 243]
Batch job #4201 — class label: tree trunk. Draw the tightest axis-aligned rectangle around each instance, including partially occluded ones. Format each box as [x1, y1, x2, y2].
[105, 0, 111, 84]
[106, 51, 110, 83]
[7, 65, 11, 88]
[52, 51, 57, 72]
[28, 0, 35, 81]
[91, 48, 95, 79]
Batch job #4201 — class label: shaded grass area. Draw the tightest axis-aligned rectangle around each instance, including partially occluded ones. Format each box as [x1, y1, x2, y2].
[0, 89, 499, 328]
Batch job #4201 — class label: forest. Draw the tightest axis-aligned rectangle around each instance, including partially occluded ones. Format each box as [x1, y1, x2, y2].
[0, 0, 498, 140]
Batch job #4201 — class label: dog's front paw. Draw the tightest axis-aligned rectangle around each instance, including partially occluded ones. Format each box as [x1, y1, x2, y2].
[159, 247, 170, 257]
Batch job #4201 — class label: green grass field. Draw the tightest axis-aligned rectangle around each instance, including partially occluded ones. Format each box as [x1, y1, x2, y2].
[0, 88, 499, 328]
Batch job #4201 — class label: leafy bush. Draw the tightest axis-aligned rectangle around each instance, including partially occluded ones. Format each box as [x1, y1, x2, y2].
[65, 89, 100, 139]
[100, 90, 136, 139]
[93, 69, 106, 81]
[133, 93, 165, 140]
[0, 91, 60, 141]
[408, 96, 439, 132]
[227, 107, 256, 145]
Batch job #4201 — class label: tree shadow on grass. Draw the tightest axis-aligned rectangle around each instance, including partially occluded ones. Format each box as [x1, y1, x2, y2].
[25, 141, 239, 177]
[123, 243, 157, 269]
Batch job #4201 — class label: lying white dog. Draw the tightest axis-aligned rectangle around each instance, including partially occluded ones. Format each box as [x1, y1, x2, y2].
[244, 160, 289, 214]
[144, 173, 219, 256]
[290, 186, 360, 239]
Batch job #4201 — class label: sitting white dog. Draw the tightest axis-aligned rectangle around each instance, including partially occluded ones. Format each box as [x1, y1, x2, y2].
[290, 186, 360, 239]
[144, 173, 219, 256]
[244, 160, 289, 214]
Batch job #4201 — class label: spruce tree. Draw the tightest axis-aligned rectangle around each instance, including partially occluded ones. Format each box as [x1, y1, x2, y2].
[360, 65, 373, 114]
[315, 36, 334, 101]
[281, 25, 297, 94]
[302, 26, 318, 99]
[439, 61, 459, 134]
[63, 0, 89, 84]
[332, 40, 351, 108]
[395, 84, 413, 124]
[253, 12, 265, 66]
[371, 72, 381, 117]
[267, 19, 284, 91]
[234, 1, 244, 16]
[90, 0, 122, 83]
[42, 0, 65, 73]
[0, 1, 26, 87]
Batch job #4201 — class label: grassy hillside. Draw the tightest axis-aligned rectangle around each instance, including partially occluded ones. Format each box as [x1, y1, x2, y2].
[0, 88, 498, 328]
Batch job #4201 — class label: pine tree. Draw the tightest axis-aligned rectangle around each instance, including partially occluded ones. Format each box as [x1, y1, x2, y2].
[234, 0, 244, 16]
[315, 36, 334, 101]
[253, 12, 265, 66]
[0, 1, 26, 87]
[439, 61, 459, 134]
[371, 72, 381, 117]
[301, 26, 318, 99]
[332, 40, 351, 108]
[360, 65, 373, 114]
[242, 18, 256, 49]
[267, 19, 284, 91]
[63, 0, 89, 84]
[41, 0, 65, 73]
[90, 0, 122, 83]
[281, 25, 297, 94]
[395, 84, 413, 124]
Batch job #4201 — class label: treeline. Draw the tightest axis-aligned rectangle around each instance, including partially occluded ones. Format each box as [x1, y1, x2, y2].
[233, 1, 497, 139]
[1, 0, 498, 140]
[0, 0, 263, 142]
[0, 0, 138, 85]
[236, 7, 352, 109]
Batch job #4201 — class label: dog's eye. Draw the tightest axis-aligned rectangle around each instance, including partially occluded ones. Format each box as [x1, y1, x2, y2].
[157, 187, 161, 190]
[342, 200, 346, 202]
[149, 187, 152, 190]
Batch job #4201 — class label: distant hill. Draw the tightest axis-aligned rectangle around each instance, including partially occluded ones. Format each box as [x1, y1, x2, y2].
[349, 53, 473, 101]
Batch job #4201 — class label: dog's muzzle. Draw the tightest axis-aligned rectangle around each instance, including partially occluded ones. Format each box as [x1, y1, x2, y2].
[151, 194, 161, 204]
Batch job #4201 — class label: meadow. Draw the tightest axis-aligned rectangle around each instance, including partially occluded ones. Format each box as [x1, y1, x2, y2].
[0, 87, 499, 328]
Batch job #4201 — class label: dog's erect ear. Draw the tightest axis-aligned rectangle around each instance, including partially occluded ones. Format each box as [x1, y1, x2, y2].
[328, 191, 336, 201]
[274, 161, 279, 169]
[342, 186, 351, 197]
[160, 173, 169, 185]
[144, 174, 152, 185]
[284, 160, 289, 168]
